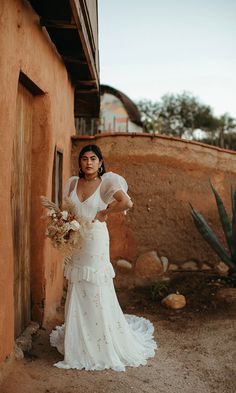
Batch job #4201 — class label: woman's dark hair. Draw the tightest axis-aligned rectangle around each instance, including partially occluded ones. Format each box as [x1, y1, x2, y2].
[78, 144, 106, 178]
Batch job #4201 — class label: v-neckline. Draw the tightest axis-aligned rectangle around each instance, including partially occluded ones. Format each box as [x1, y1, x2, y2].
[74, 177, 102, 204]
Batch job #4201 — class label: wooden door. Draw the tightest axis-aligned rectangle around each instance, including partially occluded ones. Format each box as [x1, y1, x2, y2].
[11, 83, 33, 338]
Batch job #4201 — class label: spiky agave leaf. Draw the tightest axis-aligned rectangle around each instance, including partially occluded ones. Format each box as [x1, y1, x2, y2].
[209, 181, 236, 261]
[232, 189, 236, 253]
[232, 186, 236, 215]
[40, 196, 60, 212]
[190, 204, 235, 270]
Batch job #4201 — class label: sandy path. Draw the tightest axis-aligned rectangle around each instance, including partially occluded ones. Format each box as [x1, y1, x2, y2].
[1, 310, 235, 393]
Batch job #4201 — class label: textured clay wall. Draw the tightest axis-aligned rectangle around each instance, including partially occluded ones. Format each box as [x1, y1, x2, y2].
[0, 0, 75, 367]
[71, 133, 236, 275]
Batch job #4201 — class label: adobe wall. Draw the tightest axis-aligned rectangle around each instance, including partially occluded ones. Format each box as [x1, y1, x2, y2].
[72, 133, 236, 277]
[0, 0, 75, 367]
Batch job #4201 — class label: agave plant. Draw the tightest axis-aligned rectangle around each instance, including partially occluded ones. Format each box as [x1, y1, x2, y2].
[190, 183, 236, 275]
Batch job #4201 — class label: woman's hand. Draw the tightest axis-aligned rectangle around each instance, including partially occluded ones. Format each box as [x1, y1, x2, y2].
[93, 191, 133, 223]
[106, 191, 133, 213]
[93, 210, 108, 222]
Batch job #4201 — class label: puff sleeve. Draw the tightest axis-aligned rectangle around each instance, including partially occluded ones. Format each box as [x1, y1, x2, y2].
[100, 172, 131, 205]
[63, 176, 78, 199]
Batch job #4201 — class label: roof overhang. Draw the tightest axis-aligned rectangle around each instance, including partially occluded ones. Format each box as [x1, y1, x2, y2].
[28, 0, 100, 117]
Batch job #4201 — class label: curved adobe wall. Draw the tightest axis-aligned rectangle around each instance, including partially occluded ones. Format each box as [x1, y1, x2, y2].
[72, 133, 236, 269]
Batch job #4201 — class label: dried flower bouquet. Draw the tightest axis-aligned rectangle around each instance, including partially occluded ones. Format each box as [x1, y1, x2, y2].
[40, 196, 90, 256]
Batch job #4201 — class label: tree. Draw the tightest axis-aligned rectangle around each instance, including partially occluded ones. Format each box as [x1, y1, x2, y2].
[136, 92, 236, 150]
[200, 114, 236, 150]
[137, 92, 219, 139]
[158, 92, 210, 138]
[136, 99, 160, 133]
[217, 114, 236, 148]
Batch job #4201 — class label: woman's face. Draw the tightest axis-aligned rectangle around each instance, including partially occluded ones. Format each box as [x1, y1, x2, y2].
[80, 151, 102, 176]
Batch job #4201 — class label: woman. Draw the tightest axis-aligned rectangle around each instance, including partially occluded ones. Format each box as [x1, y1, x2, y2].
[50, 144, 157, 371]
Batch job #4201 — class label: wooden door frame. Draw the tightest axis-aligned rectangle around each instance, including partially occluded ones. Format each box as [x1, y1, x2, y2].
[12, 72, 44, 337]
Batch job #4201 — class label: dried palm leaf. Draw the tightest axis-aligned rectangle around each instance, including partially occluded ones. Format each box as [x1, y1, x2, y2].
[61, 197, 78, 217]
[40, 196, 60, 212]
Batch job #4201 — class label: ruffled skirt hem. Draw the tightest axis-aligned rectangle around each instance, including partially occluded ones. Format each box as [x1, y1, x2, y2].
[64, 262, 115, 285]
[52, 357, 154, 372]
[50, 314, 158, 372]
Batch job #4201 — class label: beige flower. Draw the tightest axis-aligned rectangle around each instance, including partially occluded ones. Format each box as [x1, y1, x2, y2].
[47, 209, 56, 217]
[61, 210, 69, 220]
[69, 220, 80, 231]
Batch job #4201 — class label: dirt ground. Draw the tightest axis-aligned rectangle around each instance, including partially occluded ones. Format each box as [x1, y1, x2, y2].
[1, 273, 236, 393]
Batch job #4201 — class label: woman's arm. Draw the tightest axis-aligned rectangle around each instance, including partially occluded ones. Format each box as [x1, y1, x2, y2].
[95, 190, 133, 222]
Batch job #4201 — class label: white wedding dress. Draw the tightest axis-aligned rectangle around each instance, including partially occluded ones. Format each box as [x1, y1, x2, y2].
[50, 172, 157, 371]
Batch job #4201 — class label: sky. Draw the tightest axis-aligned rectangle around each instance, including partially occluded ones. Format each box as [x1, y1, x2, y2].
[98, 0, 236, 119]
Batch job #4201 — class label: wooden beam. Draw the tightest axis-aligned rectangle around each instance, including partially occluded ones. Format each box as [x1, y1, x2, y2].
[69, 0, 99, 90]
[19, 72, 44, 96]
[40, 18, 77, 29]
[77, 89, 98, 94]
[62, 56, 87, 64]
[74, 80, 97, 86]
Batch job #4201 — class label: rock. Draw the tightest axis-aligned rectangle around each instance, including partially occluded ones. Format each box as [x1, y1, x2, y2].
[135, 251, 164, 279]
[114, 260, 134, 289]
[201, 263, 211, 270]
[161, 276, 171, 283]
[161, 293, 186, 309]
[216, 261, 229, 275]
[14, 343, 24, 360]
[168, 263, 179, 271]
[216, 288, 236, 303]
[15, 321, 40, 352]
[181, 261, 198, 271]
[116, 259, 132, 270]
[114, 274, 135, 289]
[24, 321, 39, 335]
[15, 335, 32, 352]
[160, 256, 169, 272]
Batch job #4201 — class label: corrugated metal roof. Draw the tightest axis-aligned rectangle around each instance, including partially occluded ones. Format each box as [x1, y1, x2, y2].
[101, 85, 143, 127]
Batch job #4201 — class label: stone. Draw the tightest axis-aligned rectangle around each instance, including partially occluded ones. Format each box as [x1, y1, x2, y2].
[15, 321, 40, 352]
[15, 335, 32, 352]
[201, 263, 211, 270]
[216, 288, 236, 303]
[14, 343, 24, 360]
[161, 293, 186, 309]
[114, 260, 134, 289]
[168, 263, 179, 271]
[160, 256, 169, 272]
[161, 276, 171, 283]
[181, 261, 198, 271]
[116, 259, 132, 270]
[114, 274, 135, 290]
[216, 261, 229, 275]
[24, 321, 39, 335]
[135, 251, 164, 279]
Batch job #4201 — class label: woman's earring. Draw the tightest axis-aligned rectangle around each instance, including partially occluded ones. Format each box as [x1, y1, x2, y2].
[79, 168, 84, 177]
[98, 167, 102, 175]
